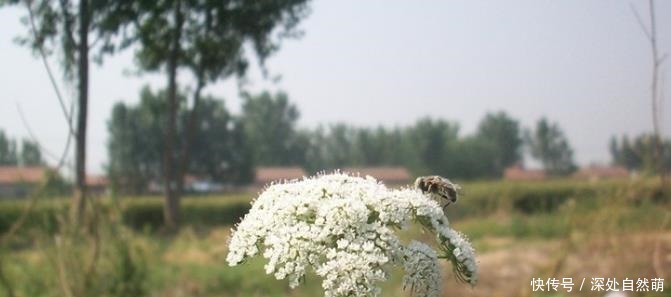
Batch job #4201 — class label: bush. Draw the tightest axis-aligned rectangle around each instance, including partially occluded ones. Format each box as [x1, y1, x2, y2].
[121, 195, 252, 230]
[0, 194, 253, 235]
[0, 180, 667, 234]
[445, 178, 666, 219]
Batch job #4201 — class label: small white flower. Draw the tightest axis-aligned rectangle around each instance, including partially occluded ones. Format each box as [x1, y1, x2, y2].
[403, 241, 443, 297]
[227, 173, 478, 297]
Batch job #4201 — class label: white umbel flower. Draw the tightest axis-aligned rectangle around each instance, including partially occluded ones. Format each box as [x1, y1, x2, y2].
[226, 173, 478, 297]
[403, 241, 443, 297]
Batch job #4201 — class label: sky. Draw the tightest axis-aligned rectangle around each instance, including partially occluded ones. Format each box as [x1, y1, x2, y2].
[1, 0, 670, 175]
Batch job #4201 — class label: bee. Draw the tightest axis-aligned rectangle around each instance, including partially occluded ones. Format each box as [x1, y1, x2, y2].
[414, 175, 461, 211]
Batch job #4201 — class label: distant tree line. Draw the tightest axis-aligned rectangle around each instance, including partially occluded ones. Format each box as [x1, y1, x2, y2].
[107, 87, 252, 193]
[0, 129, 43, 166]
[610, 134, 671, 174]
[107, 90, 582, 192]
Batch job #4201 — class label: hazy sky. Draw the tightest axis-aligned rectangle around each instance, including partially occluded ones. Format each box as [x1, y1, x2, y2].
[1, 1, 670, 174]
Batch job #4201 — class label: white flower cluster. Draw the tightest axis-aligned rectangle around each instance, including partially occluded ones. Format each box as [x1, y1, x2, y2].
[403, 241, 443, 297]
[226, 173, 478, 297]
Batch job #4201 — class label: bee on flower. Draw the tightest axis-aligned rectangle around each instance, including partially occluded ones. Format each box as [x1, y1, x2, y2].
[414, 175, 461, 211]
[226, 173, 478, 297]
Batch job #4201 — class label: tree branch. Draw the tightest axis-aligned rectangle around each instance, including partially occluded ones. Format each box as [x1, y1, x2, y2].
[58, 0, 78, 49]
[630, 3, 652, 42]
[26, 0, 77, 137]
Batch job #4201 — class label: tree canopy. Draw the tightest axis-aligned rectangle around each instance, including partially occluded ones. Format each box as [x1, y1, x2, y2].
[610, 134, 671, 174]
[111, 0, 312, 228]
[107, 86, 251, 194]
[240, 91, 304, 167]
[526, 118, 577, 176]
[0, 130, 43, 166]
[476, 111, 523, 174]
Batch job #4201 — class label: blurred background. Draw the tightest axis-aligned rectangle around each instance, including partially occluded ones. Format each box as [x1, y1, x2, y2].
[0, 1, 670, 296]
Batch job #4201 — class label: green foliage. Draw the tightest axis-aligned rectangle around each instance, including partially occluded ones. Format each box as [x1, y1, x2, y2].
[450, 135, 497, 179]
[241, 91, 305, 166]
[0, 180, 669, 297]
[476, 111, 523, 175]
[19, 140, 43, 166]
[3, 0, 132, 78]
[299, 118, 460, 175]
[106, 88, 167, 193]
[107, 86, 252, 193]
[43, 170, 71, 197]
[406, 118, 460, 176]
[104, 85, 571, 182]
[100, 236, 148, 297]
[526, 118, 577, 176]
[0, 200, 148, 297]
[444, 179, 665, 219]
[297, 113, 520, 179]
[610, 133, 671, 174]
[2, 181, 667, 236]
[121, 195, 252, 231]
[189, 99, 253, 184]
[115, 0, 312, 79]
[0, 194, 252, 235]
[0, 130, 17, 165]
[0, 130, 43, 166]
[448, 179, 671, 244]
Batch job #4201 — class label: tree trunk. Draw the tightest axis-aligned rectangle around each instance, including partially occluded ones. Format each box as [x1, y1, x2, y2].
[72, 0, 89, 222]
[176, 11, 210, 201]
[163, 0, 183, 231]
[647, 0, 665, 184]
[176, 76, 204, 197]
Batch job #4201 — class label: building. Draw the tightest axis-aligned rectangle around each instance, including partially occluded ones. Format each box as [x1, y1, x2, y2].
[341, 167, 412, 185]
[503, 164, 547, 181]
[572, 165, 629, 180]
[254, 166, 307, 187]
[0, 166, 50, 198]
[86, 175, 109, 195]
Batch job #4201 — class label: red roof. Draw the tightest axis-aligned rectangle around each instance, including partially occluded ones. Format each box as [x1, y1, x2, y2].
[0, 166, 49, 184]
[255, 167, 306, 184]
[86, 175, 109, 187]
[573, 165, 629, 179]
[504, 165, 546, 181]
[342, 167, 411, 184]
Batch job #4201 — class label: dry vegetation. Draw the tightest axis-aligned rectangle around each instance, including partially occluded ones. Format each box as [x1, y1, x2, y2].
[1, 179, 670, 297]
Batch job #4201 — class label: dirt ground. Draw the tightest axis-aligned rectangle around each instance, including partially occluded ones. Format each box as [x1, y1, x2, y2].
[446, 232, 671, 297]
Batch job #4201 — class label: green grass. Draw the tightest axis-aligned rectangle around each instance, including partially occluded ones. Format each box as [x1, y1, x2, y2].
[1, 179, 669, 297]
[2, 178, 666, 235]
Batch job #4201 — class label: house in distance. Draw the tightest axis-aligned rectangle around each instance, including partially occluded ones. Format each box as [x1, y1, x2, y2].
[0, 166, 51, 198]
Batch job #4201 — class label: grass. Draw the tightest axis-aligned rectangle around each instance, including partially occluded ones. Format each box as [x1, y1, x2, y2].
[1, 178, 669, 297]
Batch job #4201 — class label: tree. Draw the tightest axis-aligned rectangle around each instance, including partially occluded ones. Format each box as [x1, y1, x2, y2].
[476, 111, 523, 176]
[450, 136, 497, 180]
[0, 130, 42, 166]
[240, 91, 305, 166]
[0, 130, 18, 165]
[107, 87, 167, 194]
[610, 136, 640, 169]
[3, 0, 132, 220]
[301, 124, 354, 172]
[403, 118, 460, 176]
[19, 140, 43, 166]
[111, 0, 311, 229]
[526, 118, 576, 176]
[632, 0, 667, 182]
[610, 134, 671, 174]
[186, 98, 253, 185]
[107, 86, 252, 194]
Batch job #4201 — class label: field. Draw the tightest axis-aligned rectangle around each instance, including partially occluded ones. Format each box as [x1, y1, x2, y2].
[1, 179, 670, 297]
